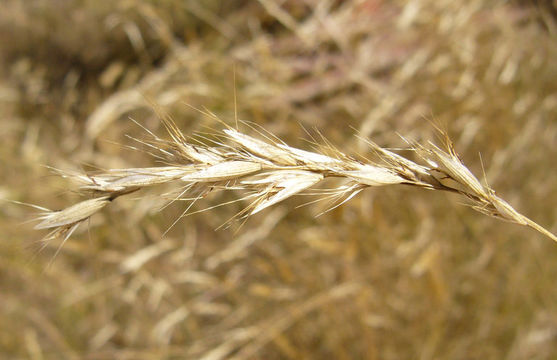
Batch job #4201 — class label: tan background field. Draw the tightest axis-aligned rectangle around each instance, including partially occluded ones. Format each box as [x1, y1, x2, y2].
[1, 1, 557, 359]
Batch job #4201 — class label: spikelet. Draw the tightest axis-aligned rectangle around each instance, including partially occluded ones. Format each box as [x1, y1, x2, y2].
[180, 161, 262, 182]
[224, 129, 297, 166]
[79, 166, 195, 192]
[245, 171, 324, 215]
[276, 143, 342, 169]
[34, 197, 111, 230]
[339, 164, 405, 186]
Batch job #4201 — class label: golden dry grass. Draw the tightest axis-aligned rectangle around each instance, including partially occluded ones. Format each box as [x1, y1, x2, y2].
[1, 0, 557, 359]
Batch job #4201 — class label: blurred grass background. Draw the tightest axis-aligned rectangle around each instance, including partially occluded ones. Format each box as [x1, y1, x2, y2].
[1, 0, 557, 359]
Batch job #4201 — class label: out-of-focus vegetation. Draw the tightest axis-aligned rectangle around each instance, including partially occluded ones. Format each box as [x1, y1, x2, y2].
[1, 0, 557, 359]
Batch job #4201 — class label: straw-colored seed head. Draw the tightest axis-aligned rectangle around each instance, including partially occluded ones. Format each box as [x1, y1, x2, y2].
[34, 121, 557, 245]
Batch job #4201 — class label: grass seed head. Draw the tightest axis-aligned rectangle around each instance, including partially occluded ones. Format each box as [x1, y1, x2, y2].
[34, 119, 557, 245]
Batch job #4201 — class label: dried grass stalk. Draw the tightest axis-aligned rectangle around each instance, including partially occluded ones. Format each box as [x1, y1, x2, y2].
[34, 116, 557, 243]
